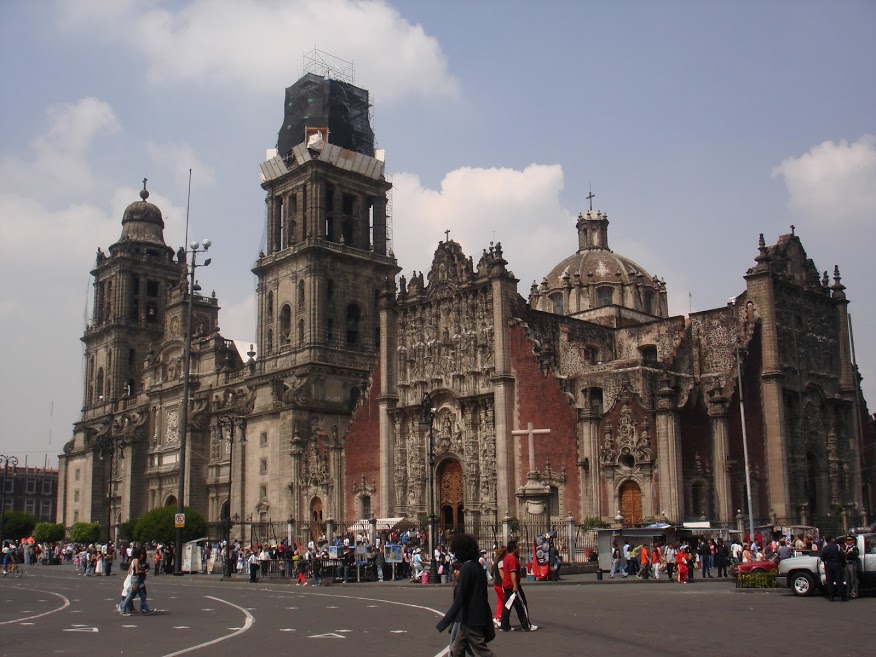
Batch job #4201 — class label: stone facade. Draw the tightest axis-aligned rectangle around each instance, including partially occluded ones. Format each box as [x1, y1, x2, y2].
[58, 76, 875, 541]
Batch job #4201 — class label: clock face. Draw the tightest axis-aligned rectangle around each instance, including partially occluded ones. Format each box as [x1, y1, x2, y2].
[170, 316, 181, 336]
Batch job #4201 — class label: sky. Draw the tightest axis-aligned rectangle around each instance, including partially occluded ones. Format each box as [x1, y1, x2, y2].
[1, 0, 874, 469]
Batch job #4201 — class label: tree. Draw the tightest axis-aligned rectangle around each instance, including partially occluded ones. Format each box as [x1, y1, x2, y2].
[1, 511, 39, 540]
[33, 522, 66, 544]
[131, 506, 207, 545]
[69, 521, 101, 545]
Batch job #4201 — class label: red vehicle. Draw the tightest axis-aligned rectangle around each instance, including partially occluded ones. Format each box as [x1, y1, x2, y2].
[729, 553, 780, 577]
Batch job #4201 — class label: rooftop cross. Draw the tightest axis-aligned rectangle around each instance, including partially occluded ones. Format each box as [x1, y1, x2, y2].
[586, 189, 595, 212]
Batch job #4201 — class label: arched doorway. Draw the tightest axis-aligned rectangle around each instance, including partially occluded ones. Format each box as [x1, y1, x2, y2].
[165, 495, 177, 507]
[310, 497, 323, 543]
[438, 459, 464, 532]
[619, 480, 643, 525]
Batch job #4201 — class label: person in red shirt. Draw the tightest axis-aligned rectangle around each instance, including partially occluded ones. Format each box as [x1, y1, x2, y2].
[498, 541, 538, 632]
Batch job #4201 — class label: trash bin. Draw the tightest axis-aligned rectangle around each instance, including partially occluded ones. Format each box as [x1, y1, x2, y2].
[596, 570, 603, 581]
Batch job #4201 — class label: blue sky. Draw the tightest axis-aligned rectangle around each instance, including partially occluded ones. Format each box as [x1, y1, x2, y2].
[1, 0, 873, 466]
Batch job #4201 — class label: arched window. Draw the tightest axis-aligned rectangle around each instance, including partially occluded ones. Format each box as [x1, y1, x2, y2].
[643, 289, 656, 314]
[346, 304, 361, 344]
[597, 286, 613, 307]
[549, 293, 563, 314]
[297, 319, 304, 346]
[280, 304, 292, 343]
[327, 317, 334, 343]
[297, 280, 305, 309]
[267, 291, 274, 320]
[266, 329, 273, 353]
[96, 367, 104, 400]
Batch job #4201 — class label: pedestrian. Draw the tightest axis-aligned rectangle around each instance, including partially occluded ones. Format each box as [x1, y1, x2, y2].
[677, 547, 690, 584]
[118, 548, 154, 615]
[375, 545, 385, 582]
[609, 541, 622, 578]
[296, 551, 308, 586]
[715, 539, 729, 577]
[650, 543, 662, 580]
[820, 536, 847, 601]
[698, 539, 712, 578]
[664, 542, 677, 581]
[247, 548, 259, 583]
[842, 535, 859, 599]
[639, 543, 651, 579]
[436, 534, 496, 657]
[311, 549, 322, 586]
[490, 546, 506, 627]
[499, 540, 538, 632]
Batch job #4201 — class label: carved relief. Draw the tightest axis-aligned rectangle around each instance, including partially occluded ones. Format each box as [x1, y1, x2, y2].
[165, 409, 179, 445]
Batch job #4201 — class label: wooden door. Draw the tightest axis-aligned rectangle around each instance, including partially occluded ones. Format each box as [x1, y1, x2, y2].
[438, 460, 464, 531]
[619, 481, 643, 525]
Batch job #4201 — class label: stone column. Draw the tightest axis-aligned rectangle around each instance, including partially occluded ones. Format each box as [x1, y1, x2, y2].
[332, 189, 343, 243]
[708, 395, 733, 523]
[578, 402, 601, 519]
[378, 285, 398, 516]
[655, 384, 683, 521]
[372, 196, 387, 255]
[490, 262, 516, 517]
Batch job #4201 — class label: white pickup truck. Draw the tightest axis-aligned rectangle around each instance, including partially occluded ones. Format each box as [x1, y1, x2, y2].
[776, 527, 876, 596]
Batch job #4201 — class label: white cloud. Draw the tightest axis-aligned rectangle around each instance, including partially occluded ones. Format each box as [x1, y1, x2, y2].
[146, 142, 217, 189]
[391, 164, 575, 294]
[53, 0, 459, 103]
[772, 134, 876, 228]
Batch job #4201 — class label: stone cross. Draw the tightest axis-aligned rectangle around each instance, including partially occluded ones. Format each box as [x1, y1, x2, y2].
[511, 422, 551, 474]
[444, 229, 451, 242]
[586, 189, 595, 211]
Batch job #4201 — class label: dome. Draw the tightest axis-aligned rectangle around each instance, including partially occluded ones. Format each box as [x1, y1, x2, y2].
[532, 206, 666, 318]
[115, 185, 169, 248]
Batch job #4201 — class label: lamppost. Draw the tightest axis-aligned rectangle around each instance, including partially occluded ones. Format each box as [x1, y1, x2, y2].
[217, 414, 246, 579]
[176, 238, 211, 575]
[419, 392, 440, 584]
[96, 433, 128, 544]
[0, 455, 19, 542]
[735, 338, 756, 543]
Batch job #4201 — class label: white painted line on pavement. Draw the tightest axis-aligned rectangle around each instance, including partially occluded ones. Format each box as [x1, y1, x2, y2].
[0, 588, 70, 626]
[159, 595, 254, 657]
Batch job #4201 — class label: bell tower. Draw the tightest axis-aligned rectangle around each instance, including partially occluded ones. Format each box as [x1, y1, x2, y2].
[82, 181, 182, 413]
[253, 72, 399, 410]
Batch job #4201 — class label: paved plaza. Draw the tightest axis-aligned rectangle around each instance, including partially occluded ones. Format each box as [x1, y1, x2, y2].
[0, 567, 871, 657]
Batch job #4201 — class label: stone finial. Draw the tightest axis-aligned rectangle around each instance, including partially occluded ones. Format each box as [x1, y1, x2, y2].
[831, 265, 846, 299]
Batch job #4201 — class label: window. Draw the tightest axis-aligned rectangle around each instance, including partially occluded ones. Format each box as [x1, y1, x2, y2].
[267, 291, 274, 320]
[42, 479, 52, 495]
[597, 286, 613, 307]
[297, 280, 305, 309]
[260, 485, 267, 499]
[280, 305, 292, 343]
[327, 317, 334, 343]
[297, 319, 304, 346]
[96, 367, 104, 400]
[73, 490, 80, 503]
[25, 499, 36, 515]
[346, 304, 361, 344]
[2, 499, 10, 512]
[40, 500, 52, 519]
[74, 468, 81, 482]
[361, 495, 371, 518]
[266, 329, 273, 353]
[640, 345, 658, 363]
[584, 345, 599, 365]
[128, 348, 136, 368]
[260, 432, 268, 447]
[4, 478, 12, 494]
[644, 289, 656, 314]
[327, 279, 335, 300]
[73, 511, 79, 523]
[691, 481, 705, 518]
[26, 478, 36, 494]
[550, 293, 563, 314]
[260, 459, 267, 475]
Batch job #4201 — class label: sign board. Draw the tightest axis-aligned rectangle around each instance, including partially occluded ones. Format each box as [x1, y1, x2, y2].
[384, 544, 403, 564]
[175, 513, 186, 528]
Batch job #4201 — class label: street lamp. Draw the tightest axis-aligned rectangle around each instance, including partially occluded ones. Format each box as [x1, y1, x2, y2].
[419, 392, 440, 584]
[217, 414, 246, 579]
[0, 455, 19, 543]
[96, 433, 128, 544]
[176, 238, 211, 575]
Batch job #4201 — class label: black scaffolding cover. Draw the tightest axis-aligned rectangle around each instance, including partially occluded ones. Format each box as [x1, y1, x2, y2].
[277, 73, 374, 157]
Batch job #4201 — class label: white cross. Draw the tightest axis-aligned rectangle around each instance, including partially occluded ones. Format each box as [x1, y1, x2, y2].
[511, 422, 551, 474]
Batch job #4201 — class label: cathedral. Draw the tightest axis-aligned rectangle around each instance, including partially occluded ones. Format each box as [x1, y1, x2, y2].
[58, 73, 875, 544]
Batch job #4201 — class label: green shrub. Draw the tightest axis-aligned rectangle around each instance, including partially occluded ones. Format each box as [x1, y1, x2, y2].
[69, 521, 101, 544]
[131, 506, 207, 545]
[1, 511, 39, 540]
[33, 522, 66, 544]
[736, 572, 781, 589]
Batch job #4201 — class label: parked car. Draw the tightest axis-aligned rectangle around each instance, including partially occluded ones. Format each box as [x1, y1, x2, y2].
[729, 553, 780, 577]
[777, 527, 876, 597]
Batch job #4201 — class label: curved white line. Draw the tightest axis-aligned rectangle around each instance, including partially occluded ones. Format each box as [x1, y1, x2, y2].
[0, 588, 70, 625]
[160, 595, 254, 657]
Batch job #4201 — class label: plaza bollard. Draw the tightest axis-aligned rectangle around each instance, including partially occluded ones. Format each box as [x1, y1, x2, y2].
[596, 570, 603, 581]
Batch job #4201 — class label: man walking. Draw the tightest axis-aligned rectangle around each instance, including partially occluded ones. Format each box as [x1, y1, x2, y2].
[820, 536, 847, 601]
[499, 541, 538, 632]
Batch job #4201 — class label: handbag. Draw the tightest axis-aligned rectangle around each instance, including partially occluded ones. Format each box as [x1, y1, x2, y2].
[438, 564, 444, 575]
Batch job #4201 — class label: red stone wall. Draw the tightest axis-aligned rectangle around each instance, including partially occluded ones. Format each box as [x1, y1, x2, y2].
[509, 323, 581, 517]
[342, 360, 382, 520]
